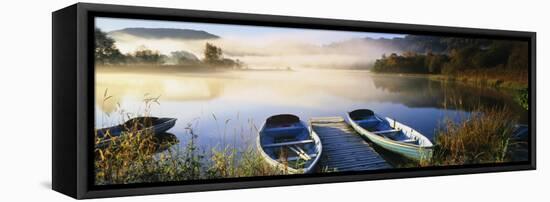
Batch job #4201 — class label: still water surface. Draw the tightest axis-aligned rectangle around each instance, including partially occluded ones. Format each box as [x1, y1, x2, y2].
[95, 69, 527, 153]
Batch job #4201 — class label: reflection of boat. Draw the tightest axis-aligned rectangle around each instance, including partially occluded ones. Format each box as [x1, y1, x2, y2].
[257, 114, 322, 174]
[347, 109, 433, 161]
[511, 124, 529, 141]
[96, 117, 177, 138]
[153, 132, 180, 153]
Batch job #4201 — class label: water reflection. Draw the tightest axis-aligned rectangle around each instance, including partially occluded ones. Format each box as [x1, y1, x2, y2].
[95, 69, 527, 150]
[96, 73, 224, 114]
[370, 75, 527, 122]
[154, 132, 179, 153]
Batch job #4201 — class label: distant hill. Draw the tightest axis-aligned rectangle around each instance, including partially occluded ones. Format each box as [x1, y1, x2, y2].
[108, 28, 219, 40]
[325, 35, 449, 54]
[369, 35, 448, 53]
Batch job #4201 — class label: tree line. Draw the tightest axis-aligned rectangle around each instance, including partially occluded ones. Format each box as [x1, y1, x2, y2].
[371, 38, 528, 75]
[95, 28, 244, 68]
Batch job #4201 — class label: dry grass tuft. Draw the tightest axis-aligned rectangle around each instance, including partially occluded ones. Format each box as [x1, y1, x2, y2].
[431, 106, 517, 166]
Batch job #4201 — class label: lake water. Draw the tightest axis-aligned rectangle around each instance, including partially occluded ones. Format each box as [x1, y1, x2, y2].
[95, 69, 528, 155]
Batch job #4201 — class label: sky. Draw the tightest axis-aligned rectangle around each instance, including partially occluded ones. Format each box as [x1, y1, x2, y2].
[96, 17, 405, 45]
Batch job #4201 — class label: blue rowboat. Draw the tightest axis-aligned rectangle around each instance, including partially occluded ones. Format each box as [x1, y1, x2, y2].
[257, 114, 322, 174]
[96, 117, 177, 145]
[347, 109, 433, 161]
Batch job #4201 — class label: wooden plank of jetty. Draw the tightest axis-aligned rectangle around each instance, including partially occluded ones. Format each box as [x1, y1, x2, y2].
[310, 116, 391, 172]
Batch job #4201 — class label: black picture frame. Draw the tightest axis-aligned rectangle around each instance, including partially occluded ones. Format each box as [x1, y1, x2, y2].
[52, 2, 536, 199]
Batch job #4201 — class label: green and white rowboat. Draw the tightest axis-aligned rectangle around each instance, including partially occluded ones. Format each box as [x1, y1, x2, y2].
[347, 109, 433, 161]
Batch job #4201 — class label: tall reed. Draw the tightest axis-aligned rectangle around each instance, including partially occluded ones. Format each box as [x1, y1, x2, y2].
[431, 106, 517, 166]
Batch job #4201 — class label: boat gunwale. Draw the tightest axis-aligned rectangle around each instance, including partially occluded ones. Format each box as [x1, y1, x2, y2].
[96, 117, 177, 136]
[95, 117, 177, 147]
[381, 116, 434, 148]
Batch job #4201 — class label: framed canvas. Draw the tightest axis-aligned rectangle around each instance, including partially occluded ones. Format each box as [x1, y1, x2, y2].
[52, 3, 536, 199]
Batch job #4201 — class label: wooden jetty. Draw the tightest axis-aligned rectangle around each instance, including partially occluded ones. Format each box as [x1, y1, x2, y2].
[310, 116, 391, 172]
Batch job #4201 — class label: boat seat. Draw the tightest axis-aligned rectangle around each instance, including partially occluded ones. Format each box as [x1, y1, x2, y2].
[264, 139, 314, 148]
[286, 153, 317, 161]
[263, 126, 304, 132]
[373, 129, 401, 134]
[402, 139, 419, 145]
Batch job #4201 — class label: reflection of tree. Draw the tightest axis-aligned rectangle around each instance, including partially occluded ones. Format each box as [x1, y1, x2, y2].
[370, 76, 428, 93]
[370, 75, 525, 114]
[96, 77, 223, 114]
[154, 132, 179, 153]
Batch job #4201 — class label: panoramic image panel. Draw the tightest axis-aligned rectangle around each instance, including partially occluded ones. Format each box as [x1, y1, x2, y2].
[93, 17, 529, 185]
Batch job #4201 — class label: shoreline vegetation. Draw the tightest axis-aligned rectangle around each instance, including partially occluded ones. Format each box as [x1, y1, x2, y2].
[370, 39, 527, 79]
[371, 69, 527, 90]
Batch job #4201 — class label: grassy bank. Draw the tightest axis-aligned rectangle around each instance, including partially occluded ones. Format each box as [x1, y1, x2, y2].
[370, 68, 527, 90]
[429, 68, 529, 110]
[427, 68, 528, 90]
[430, 106, 521, 166]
